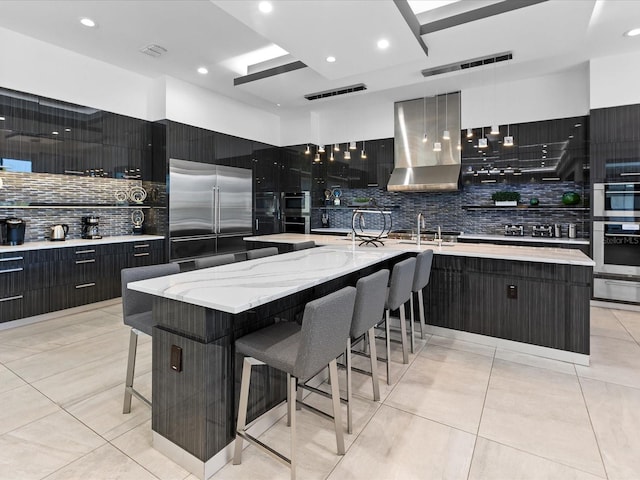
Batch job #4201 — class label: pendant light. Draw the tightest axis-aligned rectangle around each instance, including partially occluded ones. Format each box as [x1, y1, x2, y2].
[478, 127, 488, 148]
[491, 125, 500, 135]
[433, 142, 442, 152]
[466, 128, 473, 138]
[422, 96, 428, 143]
[504, 123, 514, 147]
[349, 141, 356, 150]
[344, 149, 351, 160]
[442, 93, 450, 140]
[314, 152, 321, 162]
[304, 144, 310, 154]
[334, 143, 340, 152]
[318, 144, 325, 153]
[433, 94, 440, 151]
[360, 140, 367, 159]
[329, 151, 335, 161]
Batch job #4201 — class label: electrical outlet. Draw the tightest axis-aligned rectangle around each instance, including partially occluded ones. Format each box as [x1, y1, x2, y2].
[170, 345, 182, 372]
[507, 285, 518, 299]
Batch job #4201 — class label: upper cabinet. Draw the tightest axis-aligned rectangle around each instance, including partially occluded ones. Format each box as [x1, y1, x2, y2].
[591, 104, 640, 182]
[0, 87, 153, 180]
[460, 115, 589, 186]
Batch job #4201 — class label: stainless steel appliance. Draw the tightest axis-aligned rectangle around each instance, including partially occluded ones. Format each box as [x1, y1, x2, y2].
[593, 220, 640, 302]
[594, 182, 640, 217]
[254, 192, 280, 235]
[1, 218, 26, 245]
[532, 224, 553, 237]
[553, 224, 562, 238]
[504, 224, 524, 236]
[281, 191, 310, 234]
[81, 216, 101, 239]
[169, 159, 252, 260]
[50, 224, 69, 241]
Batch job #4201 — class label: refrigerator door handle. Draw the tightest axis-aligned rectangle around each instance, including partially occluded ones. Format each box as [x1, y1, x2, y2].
[211, 187, 216, 234]
[216, 187, 221, 234]
[255, 218, 259, 231]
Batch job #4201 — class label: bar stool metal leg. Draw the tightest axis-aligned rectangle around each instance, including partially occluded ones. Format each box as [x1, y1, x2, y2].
[367, 326, 380, 401]
[234, 357, 253, 465]
[399, 305, 409, 364]
[409, 295, 416, 354]
[289, 374, 297, 480]
[346, 338, 353, 434]
[123, 329, 139, 414]
[418, 288, 426, 339]
[385, 310, 392, 385]
[328, 359, 345, 455]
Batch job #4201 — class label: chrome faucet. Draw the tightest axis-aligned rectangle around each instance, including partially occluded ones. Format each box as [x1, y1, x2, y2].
[436, 225, 442, 246]
[417, 213, 425, 247]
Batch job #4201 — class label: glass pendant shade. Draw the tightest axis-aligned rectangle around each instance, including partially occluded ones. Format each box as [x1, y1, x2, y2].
[504, 136, 514, 147]
[478, 138, 488, 148]
[349, 141, 356, 150]
[334, 144, 340, 151]
[491, 125, 500, 134]
[305, 144, 310, 154]
[361, 149, 367, 159]
[466, 128, 473, 138]
[318, 145, 325, 153]
[314, 153, 320, 162]
[433, 142, 442, 152]
[422, 133, 428, 143]
[443, 130, 450, 140]
[344, 150, 351, 160]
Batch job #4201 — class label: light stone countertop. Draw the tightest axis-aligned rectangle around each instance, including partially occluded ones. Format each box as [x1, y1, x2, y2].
[0, 235, 165, 252]
[458, 233, 590, 245]
[128, 246, 405, 314]
[243, 233, 595, 267]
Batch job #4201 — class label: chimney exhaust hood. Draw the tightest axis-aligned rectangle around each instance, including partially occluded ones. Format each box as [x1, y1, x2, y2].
[388, 92, 461, 192]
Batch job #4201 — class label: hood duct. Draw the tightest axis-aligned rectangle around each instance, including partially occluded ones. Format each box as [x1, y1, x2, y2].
[388, 92, 461, 192]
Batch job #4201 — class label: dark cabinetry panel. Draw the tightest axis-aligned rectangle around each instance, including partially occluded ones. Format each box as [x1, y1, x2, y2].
[591, 104, 640, 182]
[425, 255, 591, 354]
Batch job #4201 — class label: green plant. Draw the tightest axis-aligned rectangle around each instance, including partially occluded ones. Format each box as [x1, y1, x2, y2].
[353, 197, 371, 203]
[491, 191, 521, 202]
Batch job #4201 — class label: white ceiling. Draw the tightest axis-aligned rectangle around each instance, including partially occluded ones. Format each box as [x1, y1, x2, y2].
[0, 0, 639, 115]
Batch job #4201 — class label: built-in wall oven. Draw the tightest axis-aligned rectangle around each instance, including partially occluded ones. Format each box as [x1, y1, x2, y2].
[593, 218, 640, 302]
[594, 182, 640, 217]
[281, 192, 310, 234]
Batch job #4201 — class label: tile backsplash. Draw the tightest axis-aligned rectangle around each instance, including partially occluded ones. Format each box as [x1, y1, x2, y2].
[0, 172, 163, 241]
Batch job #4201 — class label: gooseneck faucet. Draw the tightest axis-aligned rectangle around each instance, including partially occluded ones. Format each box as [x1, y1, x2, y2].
[417, 212, 425, 247]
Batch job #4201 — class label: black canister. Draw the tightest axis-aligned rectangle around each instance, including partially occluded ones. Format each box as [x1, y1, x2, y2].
[5, 218, 26, 245]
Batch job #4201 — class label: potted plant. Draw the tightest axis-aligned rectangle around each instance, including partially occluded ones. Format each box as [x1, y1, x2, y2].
[352, 197, 372, 207]
[491, 191, 520, 206]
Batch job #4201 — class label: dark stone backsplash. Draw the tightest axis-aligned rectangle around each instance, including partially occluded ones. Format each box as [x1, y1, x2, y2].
[313, 181, 590, 238]
[0, 172, 163, 241]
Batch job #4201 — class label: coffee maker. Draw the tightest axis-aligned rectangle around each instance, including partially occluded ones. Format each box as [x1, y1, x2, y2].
[0, 218, 26, 245]
[81, 216, 101, 239]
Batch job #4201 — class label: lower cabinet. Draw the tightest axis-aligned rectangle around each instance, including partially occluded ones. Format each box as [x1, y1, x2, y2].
[0, 238, 165, 324]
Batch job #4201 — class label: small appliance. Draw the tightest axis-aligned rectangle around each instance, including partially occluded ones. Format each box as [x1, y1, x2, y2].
[1, 217, 26, 245]
[81, 216, 101, 239]
[531, 224, 553, 237]
[49, 224, 69, 241]
[553, 224, 562, 238]
[504, 224, 524, 236]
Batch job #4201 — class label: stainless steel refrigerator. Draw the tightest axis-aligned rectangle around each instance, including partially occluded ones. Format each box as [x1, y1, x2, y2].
[169, 158, 252, 260]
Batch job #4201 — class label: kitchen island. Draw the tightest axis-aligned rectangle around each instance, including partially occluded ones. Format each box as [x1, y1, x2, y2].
[127, 245, 408, 479]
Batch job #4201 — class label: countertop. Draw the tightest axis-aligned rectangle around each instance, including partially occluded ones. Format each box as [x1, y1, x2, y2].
[0, 235, 165, 252]
[128, 246, 405, 314]
[244, 233, 595, 266]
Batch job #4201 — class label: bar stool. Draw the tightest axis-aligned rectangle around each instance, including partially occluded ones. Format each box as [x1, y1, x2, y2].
[246, 246, 279, 260]
[121, 262, 180, 414]
[194, 253, 236, 269]
[381, 257, 416, 384]
[346, 268, 389, 433]
[409, 249, 434, 352]
[234, 286, 356, 480]
[292, 241, 316, 251]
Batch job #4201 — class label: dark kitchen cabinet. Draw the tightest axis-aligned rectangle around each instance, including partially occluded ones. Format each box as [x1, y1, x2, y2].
[253, 142, 281, 193]
[215, 132, 252, 169]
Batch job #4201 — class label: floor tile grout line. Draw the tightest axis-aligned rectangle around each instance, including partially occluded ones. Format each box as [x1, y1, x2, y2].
[575, 372, 611, 480]
[465, 346, 496, 480]
[610, 311, 640, 349]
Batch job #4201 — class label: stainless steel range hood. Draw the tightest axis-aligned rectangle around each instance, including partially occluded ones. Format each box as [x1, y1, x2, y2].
[388, 93, 461, 192]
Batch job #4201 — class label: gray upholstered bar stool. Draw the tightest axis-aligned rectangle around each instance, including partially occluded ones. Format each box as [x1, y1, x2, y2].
[234, 286, 356, 480]
[194, 253, 236, 269]
[121, 262, 180, 414]
[409, 249, 434, 352]
[346, 268, 389, 433]
[292, 240, 316, 251]
[381, 257, 416, 384]
[246, 246, 279, 260]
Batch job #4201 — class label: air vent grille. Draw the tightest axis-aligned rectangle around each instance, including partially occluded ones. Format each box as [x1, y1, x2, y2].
[421, 52, 512, 78]
[304, 83, 367, 101]
[140, 44, 168, 58]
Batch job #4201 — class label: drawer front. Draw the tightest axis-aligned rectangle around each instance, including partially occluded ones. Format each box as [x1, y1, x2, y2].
[0, 255, 25, 297]
[594, 278, 640, 303]
[0, 292, 24, 323]
[49, 280, 103, 311]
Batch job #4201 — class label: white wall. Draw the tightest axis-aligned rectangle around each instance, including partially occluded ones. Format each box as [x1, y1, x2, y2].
[462, 65, 591, 128]
[0, 27, 152, 120]
[590, 51, 640, 109]
[164, 77, 280, 145]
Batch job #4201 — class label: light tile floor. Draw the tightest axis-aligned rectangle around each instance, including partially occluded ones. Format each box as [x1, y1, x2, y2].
[1, 301, 640, 479]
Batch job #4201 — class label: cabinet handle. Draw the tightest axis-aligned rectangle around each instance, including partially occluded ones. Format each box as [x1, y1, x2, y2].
[75, 282, 96, 289]
[620, 172, 640, 177]
[255, 219, 259, 230]
[75, 259, 96, 264]
[0, 267, 24, 274]
[604, 280, 640, 288]
[134, 244, 149, 248]
[0, 256, 23, 262]
[133, 252, 150, 257]
[75, 249, 96, 254]
[0, 294, 23, 303]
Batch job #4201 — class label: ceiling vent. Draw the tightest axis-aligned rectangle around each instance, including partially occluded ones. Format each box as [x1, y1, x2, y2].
[421, 51, 512, 78]
[304, 83, 367, 101]
[139, 44, 168, 58]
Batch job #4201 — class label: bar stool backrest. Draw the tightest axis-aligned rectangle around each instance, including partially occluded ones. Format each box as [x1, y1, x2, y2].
[294, 286, 356, 381]
[246, 247, 279, 260]
[121, 263, 180, 326]
[351, 269, 390, 339]
[386, 257, 416, 311]
[292, 241, 316, 251]
[194, 253, 236, 269]
[412, 250, 434, 292]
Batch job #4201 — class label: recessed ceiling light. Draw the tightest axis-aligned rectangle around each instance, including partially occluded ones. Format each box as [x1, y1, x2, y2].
[624, 28, 640, 37]
[259, 1, 273, 13]
[197, 67, 208, 75]
[276, 103, 281, 107]
[377, 39, 390, 50]
[326, 56, 336, 63]
[80, 17, 96, 28]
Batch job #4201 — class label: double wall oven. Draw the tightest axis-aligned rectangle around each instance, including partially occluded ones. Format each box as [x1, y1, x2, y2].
[281, 192, 310, 234]
[593, 182, 640, 302]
